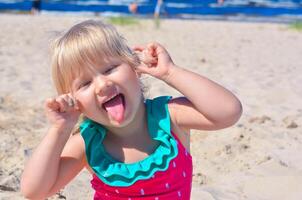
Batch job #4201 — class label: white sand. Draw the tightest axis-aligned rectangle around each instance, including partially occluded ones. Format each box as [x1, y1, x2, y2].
[0, 13, 301, 199]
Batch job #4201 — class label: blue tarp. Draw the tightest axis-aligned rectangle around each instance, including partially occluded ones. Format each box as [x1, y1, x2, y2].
[0, 1, 32, 11]
[0, 0, 301, 16]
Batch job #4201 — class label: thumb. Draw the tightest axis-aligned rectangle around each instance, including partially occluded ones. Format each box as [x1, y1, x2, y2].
[132, 45, 145, 52]
[135, 64, 150, 74]
[136, 62, 161, 77]
[137, 50, 158, 66]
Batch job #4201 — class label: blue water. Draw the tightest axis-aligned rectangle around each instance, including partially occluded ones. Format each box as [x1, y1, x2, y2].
[0, 0, 302, 18]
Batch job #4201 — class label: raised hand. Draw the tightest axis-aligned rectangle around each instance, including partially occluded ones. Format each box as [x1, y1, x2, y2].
[45, 94, 81, 130]
[133, 42, 176, 82]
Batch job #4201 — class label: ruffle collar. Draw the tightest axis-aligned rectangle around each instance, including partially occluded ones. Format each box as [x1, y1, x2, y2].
[80, 96, 178, 187]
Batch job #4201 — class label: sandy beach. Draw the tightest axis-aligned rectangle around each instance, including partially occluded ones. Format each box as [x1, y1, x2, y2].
[0, 13, 302, 199]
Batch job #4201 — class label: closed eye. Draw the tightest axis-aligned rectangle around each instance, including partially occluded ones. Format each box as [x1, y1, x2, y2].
[104, 65, 118, 75]
[79, 80, 91, 89]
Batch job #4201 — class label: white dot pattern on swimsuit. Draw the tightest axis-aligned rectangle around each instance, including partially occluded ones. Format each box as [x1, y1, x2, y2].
[91, 147, 192, 199]
[91, 146, 192, 199]
[86, 97, 193, 199]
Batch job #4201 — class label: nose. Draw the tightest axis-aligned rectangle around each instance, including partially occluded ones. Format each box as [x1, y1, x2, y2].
[94, 75, 113, 96]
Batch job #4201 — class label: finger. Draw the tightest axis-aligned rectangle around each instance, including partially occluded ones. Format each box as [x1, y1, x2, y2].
[69, 95, 81, 111]
[56, 96, 69, 113]
[45, 98, 54, 108]
[135, 64, 154, 74]
[45, 98, 60, 111]
[67, 98, 74, 107]
[147, 43, 158, 56]
[71, 92, 82, 111]
[66, 94, 75, 107]
[147, 42, 162, 49]
[139, 51, 158, 66]
[62, 94, 77, 113]
[132, 45, 145, 52]
[73, 99, 81, 111]
[147, 42, 166, 57]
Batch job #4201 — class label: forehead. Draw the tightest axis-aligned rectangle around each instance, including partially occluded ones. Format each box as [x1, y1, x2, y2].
[69, 60, 102, 84]
[69, 57, 121, 84]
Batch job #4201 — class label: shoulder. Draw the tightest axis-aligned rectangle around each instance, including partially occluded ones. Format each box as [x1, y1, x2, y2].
[147, 96, 189, 134]
[167, 96, 231, 131]
[167, 97, 191, 151]
[167, 97, 190, 133]
[146, 96, 190, 148]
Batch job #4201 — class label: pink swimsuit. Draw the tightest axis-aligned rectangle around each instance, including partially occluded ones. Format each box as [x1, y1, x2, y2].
[91, 131, 192, 199]
[80, 96, 193, 200]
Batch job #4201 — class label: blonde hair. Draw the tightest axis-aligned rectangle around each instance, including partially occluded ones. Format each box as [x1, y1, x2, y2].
[51, 19, 139, 95]
[50, 20, 142, 134]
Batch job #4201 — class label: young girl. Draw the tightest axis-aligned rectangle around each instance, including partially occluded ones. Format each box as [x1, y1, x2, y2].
[21, 20, 242, 200]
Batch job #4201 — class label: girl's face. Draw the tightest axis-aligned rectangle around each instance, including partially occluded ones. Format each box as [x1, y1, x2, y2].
[71, 59, 142, 127]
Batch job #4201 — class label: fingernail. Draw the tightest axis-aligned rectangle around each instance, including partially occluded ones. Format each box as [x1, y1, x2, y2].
[68, 98, 74, 107]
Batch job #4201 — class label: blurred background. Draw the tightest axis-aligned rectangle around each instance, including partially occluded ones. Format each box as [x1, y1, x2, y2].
[0, 0, 302, 21]
[0, 0, 302, 200]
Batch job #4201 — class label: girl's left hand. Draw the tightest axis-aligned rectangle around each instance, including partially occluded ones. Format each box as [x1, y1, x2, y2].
[133, 42, 175, 81]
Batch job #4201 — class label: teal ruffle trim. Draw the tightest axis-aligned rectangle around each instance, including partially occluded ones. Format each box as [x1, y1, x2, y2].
[80, 96, 178, 187]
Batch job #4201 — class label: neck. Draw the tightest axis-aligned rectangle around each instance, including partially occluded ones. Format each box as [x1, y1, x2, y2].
[106, 99, 148, 145]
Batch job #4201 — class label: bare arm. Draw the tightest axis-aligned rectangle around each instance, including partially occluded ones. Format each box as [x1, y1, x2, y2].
[21, 127, 87, 199]
[135, 42, 242, 132]
[166, 66, 242, 131]
[20, 95, 84, 199]
[45, 132, 86, 198]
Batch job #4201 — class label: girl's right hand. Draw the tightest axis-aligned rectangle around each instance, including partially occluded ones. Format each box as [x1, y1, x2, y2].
[45, 94, 81, 131]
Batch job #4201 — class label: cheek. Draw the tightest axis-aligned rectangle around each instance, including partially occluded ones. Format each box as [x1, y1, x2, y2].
[75, 89, 94, 109]
[125, 75, 141, 94]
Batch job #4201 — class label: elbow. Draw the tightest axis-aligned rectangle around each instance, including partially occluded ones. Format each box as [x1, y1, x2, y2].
[20, 177, 46, 200]
[225, 99, 243, 127]
[20, 174, 30, 198]
[20, 181, 36, 200]
[21, 190, 45, 200]
[20, 186, 34, 200]
[216, 99, 243, 129]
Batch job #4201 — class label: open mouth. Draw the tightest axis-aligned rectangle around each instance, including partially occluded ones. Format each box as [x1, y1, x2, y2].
[101, 93, 126, 123]
[102, 93, 125, 111]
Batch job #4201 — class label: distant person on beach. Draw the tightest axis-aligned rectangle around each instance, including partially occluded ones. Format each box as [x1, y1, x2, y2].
[218, 0, 224, 5]
[154, 0, 166, 19]
[20, 20, 242, 199]
[154, 0, 167, 28]
[128, 1, 138, 14]
[31, 0, 41, 14]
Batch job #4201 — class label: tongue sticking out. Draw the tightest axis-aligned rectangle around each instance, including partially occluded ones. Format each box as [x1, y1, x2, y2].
[103, 94, 125, 123]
